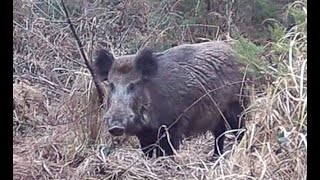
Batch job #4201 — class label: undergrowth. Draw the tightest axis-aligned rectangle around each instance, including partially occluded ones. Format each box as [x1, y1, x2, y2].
[13, 0, 307, 179]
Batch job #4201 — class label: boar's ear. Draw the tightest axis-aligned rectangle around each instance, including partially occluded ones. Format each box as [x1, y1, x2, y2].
[134, 48, 158, 78]
[94, 49, 114, 81]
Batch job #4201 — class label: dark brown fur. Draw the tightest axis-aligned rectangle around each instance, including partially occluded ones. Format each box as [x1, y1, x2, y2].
[94, 41, 249, 158]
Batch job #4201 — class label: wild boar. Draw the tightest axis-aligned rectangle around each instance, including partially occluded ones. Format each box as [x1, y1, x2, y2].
[94, 41, 249, 158]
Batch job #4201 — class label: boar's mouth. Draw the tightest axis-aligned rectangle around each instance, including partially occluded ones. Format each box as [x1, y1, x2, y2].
[108, 126, 125, 136]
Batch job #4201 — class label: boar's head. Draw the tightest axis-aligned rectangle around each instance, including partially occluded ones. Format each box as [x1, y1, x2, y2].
[94, 48, 157, 136]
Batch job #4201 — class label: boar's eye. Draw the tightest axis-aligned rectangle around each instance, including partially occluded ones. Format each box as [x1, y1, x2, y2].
[109, 82, 115, 92]
[127, 83, 136, 93]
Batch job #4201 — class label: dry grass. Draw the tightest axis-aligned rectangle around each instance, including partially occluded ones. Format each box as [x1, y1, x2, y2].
[13, 0, 307, 179]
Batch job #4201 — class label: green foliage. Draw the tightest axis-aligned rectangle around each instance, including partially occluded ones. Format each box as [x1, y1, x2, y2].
[268, 22, 286, 42]
[288, 5, 306, 26]
[252, 0, 282, 23]
[233, 37, 268, 76]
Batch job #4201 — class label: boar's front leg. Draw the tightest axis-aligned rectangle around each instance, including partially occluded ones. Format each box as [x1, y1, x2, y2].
[212, 119, 226, 157]
[224, 102, 246, 141]
[155, 128, 180, 157]
[137, 129, 158, 158]
[137, 128, 180, 158]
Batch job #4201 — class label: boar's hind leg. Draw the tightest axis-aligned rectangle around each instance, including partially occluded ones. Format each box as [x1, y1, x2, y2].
[212, 119, 226, 156]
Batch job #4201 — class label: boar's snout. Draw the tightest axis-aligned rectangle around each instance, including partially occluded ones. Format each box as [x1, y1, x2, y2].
[105, 113, 135, 136]
[105, 115, 126, 136]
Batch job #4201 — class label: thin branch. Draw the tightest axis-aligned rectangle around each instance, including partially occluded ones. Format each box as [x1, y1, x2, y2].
[60, 0, 104, 104]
